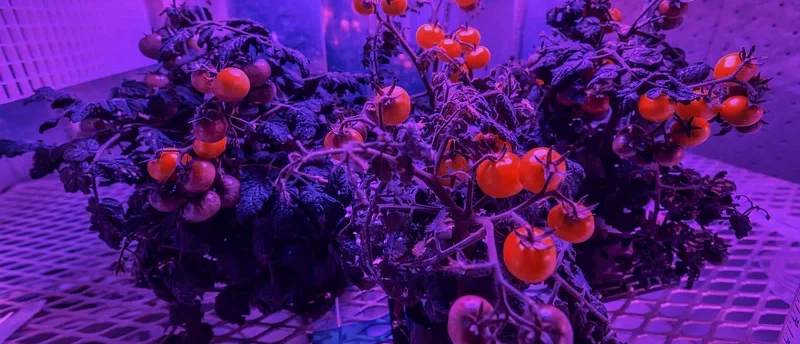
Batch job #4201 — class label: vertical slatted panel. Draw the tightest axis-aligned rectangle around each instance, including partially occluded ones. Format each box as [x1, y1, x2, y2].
[0, 0, 153, 104]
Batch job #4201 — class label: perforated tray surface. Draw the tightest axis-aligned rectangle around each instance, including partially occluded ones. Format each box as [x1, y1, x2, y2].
[0, 153, 797, 343]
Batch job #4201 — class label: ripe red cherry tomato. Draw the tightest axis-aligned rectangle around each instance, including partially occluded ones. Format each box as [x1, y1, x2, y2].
[191, 70, 213, 94]
[518, 147, 567, 193]
[437, 39, 463, 62]
[455, 0, 477, 10]
[670, 118, 711, 147]
[503, 228, 557, 283]
[449, 64, 470, 82]
[212, 67, 251, 102]
[416, 24, 445, 49]
[377, 86, 411, 125]
[638, 94, 676, 122]
[723, 105, 763, 127]
[447, 295, 494, 344]
[147, 149, 189, 182]
[352, 0, 375, 15]
[193, 137, 227, 159]
[547, 203, 595, 244]
[455, 26, 481, 50]
[476, 152, 523, 199]
[714, 52, 759, 82]
[658, 0, 688, 18]
[465, 46, 491, 69]
[676, 97, 714, 121]
[720, 95, 749, 120]
[380, 0, 407, 16]
[437, 155, 469, 186]
[609, 8, 623, 22]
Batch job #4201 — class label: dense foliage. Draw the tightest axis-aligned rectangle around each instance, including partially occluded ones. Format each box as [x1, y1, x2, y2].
[0, 0, 772, 343]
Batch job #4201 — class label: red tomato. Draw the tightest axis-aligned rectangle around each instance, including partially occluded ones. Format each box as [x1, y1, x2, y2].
[503, 228, 557, 283]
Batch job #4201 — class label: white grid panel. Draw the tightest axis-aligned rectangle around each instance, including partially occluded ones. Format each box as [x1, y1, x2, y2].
[0, 0, 154, 104]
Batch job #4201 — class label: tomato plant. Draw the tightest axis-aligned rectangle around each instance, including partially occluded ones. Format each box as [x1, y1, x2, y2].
[0, 0, 773, 343]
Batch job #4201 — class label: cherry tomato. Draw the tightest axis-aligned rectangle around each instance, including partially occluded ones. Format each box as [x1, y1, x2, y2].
[182, 191, 221, 223]
[609, 8, 623, 22]
[193, 137, 227, 159]
[437, 39, 463, 62]
[447, 295, 494, 344]
[612, 133, 638, 158]
[149, 189, 186, 212]
[147, 149, 187, 182]
[182, 159, 217, 193]
[503, 228, 557, 283]
[352, 0, 375, 15]
[437, 155, 469, 186]
[194, 117, 229, 143]
[720, 95, 749, 121]
[139, 33, 162, 59]
[216, 175, 241, 208]
[465, 46, 491, 69]
[416, 24, 445, 49]
[380, 0, 407, 16]
[653, 142, 685, 166]
[518, 147, 567, 193]
[212, 67, 251, 102]
[670, 118, 711, 147]
[638, 93, 676, 122]
[714, 52, 759, 82]
[248, 82, 277, 104]
[324, 128, 365, 160]
[191, 70, 213, 94]
[144, 73, 169, 88]
[456, 27, 481, 50]
[537, 305, 574, 344]
[449, 64, 470, 83]
[548, 203, 595, 244]
[474, 133, 511, 153]
[676, 97, 714, 121]
[476, 152, 523, 199]
[581, 93, 610, 116]
[455, 0, 477, 10]
[242, 59, 272, 87]
[723, 103, 762, 127]
[658, 0, 688, 18]
[660, 16, 684, 30]
[377, 86, 412, 125]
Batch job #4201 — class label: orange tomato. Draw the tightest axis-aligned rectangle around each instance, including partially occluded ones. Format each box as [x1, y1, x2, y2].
[638, 94, 676, 122]
[474, 133, 511, 153]
[436, 39, 463, 62]
[714, 52, 759, 82]
[449, 64, 470, 82]
[380, 0, 407, 16]
[193, 137, 227, 159]
[503, 228, 557, 283]
[676, 98, 714, 121]
[547, 203, 595, 244]
[416, 24, 445, 49]
[437, 155, 469, 186]
[609, 8, 623, 22]
[147, 149, 182, 182]
[212, 67, 250, 102]
[465, 46, 491, 69]
[377, 86, 411, 125]
[476, 152, 523, 198]
[723, 105, 763, 127]
[352, 0, 375, 15]
[455, 27, 481, 50]
[324, 128, 365, 160]
[518, 147, 567, 193]
[720, 95, 749, 121]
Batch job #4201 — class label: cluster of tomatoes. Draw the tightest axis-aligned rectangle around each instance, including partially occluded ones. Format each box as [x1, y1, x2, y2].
[353, 0, 479, 16]
[137, 34, 279, 222]
[417, 23, 491, 79]
[634, 50, 763, 156]
[656, 0, 689, 31]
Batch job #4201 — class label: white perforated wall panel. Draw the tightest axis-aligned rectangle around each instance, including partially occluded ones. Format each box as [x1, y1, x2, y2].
[0, 0, 154, 104]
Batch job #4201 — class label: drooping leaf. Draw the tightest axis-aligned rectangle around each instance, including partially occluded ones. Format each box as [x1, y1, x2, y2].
[236, 168, 274, 223]
[62, 139, 99, 162]
[551, 53, 594, 86]
[259, 117, 291, 145]
[86, 197, 124, 249]
[575, 17, 602, 37]
[137, 126, 178, 150]
[622, 47, 663, 66]
[288, 100, 320, 141]
[675, 63, 711, 84]
[113, 80, 151, 98]
[59, 162, 93, 194]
